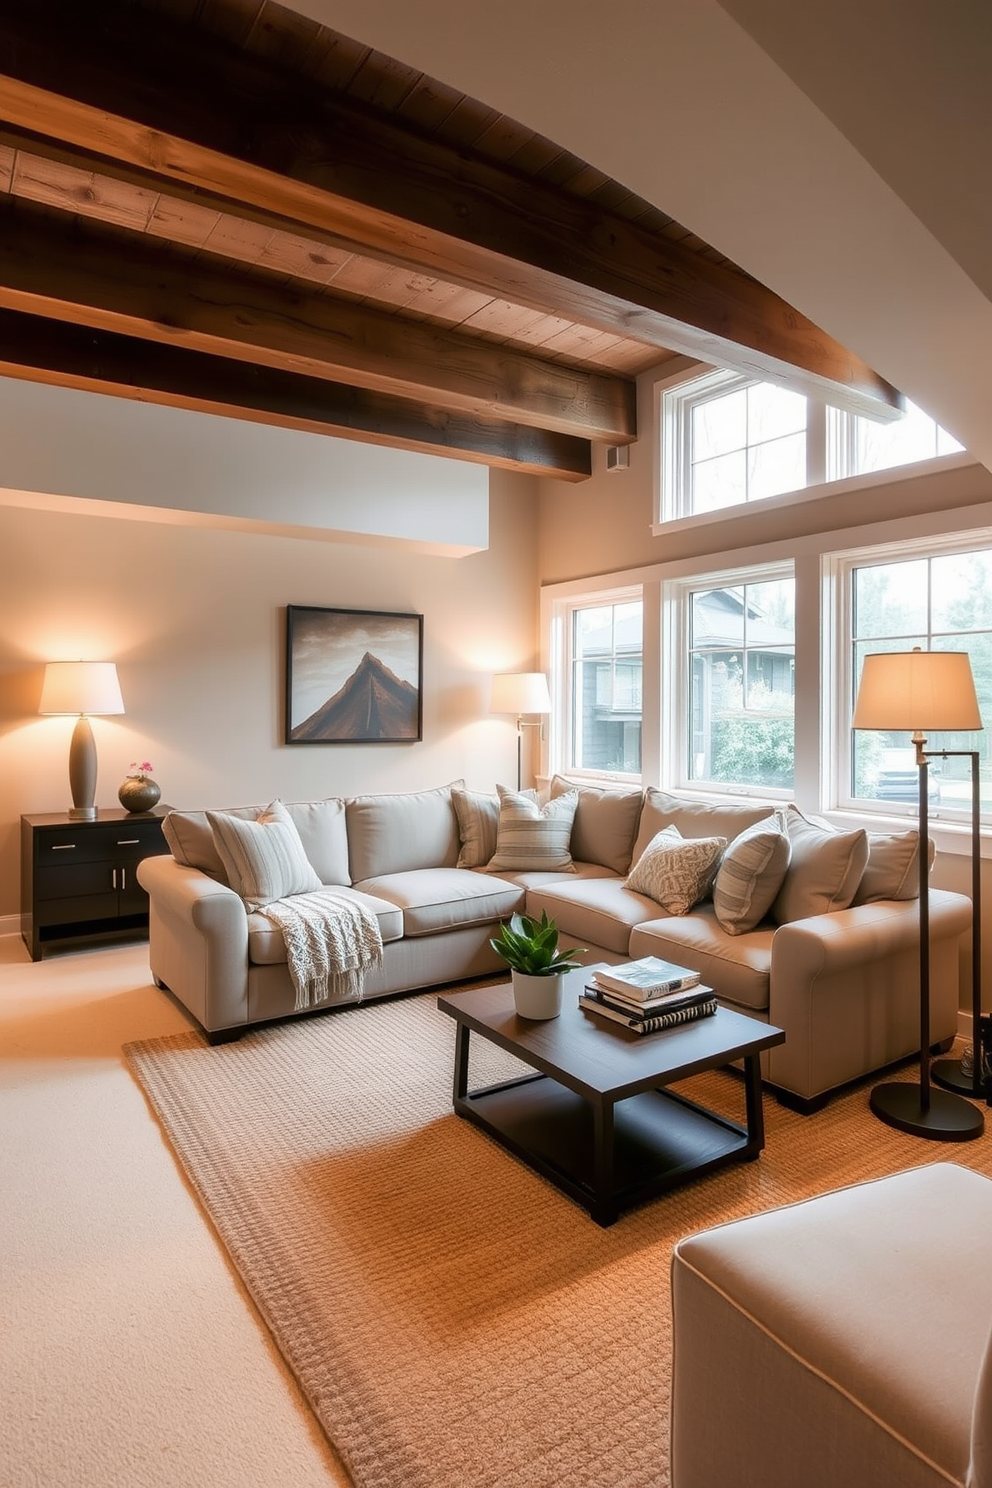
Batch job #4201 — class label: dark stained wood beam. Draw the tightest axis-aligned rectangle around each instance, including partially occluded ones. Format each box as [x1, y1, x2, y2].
[0, 0, 905, 422]
[0, 308, 591, 480]
[0, 199, 635, 443]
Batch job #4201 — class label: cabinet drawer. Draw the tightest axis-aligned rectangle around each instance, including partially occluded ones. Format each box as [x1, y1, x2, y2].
[35, 821, 164, 865]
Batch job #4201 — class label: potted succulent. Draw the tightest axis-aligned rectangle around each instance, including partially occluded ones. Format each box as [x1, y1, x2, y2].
[491, 911, 584, 1020]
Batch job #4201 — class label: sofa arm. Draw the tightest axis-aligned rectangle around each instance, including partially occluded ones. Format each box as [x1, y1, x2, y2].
[137, 855, 250, 1034]
[766, 889, 971, 1104]
[771, 889, 971, 983]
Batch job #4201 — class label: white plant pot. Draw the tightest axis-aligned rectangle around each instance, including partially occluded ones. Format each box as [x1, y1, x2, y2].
[511, 970, 565, 1020]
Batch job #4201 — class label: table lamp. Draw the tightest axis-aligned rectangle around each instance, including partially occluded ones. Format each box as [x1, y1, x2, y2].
[490, 672, 552, 789]
[852, 647, 984, 1139]
[39, 661, 125, 820]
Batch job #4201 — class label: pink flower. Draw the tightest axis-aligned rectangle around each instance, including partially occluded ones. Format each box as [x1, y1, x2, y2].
[129, 760, 154, 775]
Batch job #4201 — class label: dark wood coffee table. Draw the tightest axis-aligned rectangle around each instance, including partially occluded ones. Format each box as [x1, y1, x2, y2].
[437, 969, 785, 1226]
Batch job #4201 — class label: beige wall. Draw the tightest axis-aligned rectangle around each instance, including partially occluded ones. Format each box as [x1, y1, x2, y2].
[538, 374, 992, 583]
[0, 469, 539, 922]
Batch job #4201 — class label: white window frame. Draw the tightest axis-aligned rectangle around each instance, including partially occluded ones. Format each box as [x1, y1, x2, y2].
[655, 366, 969, 535]
[826, 530, 992, 822]
[547, 583, 645, 784]
[663, 559, 796, 801]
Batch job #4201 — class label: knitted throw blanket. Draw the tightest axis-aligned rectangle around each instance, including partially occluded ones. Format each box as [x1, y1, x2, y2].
[259, 889, 384, 1012]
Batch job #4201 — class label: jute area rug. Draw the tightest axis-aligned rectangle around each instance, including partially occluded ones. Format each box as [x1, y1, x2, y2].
[126, 991, 992, 1488]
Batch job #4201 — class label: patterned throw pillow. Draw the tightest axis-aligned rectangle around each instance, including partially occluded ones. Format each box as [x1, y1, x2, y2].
[625, 825, 726, 915]
[712, 811, 791, 935]
[206, 800, 322, 911]
[486, 787, 578, 873]
[452, 785, 533, 868]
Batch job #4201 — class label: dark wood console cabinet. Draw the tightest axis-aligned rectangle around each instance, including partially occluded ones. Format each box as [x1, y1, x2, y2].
[21, 809, 170, 960]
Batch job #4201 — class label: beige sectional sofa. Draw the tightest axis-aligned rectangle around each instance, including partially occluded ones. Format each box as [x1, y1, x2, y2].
[137, 778, 971, 1110]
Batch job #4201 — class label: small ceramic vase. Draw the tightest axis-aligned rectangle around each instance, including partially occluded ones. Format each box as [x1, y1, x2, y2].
[118, 774, 161, 814]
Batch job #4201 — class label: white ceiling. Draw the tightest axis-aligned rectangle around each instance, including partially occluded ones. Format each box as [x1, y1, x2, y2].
[293, 0, 992, 476]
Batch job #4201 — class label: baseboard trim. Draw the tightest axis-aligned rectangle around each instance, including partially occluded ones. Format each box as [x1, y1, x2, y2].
[0, 917, 21, 940]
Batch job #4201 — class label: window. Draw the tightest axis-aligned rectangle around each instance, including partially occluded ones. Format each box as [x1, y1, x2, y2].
[661, 370, 964, 523]
[841, 543, 992, 815]
[672, 568, 795, 795]
[566, 595, 643, 777]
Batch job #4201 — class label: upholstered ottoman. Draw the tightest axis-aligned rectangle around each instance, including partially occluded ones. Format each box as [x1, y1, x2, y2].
[670, 1163, 992, 1488]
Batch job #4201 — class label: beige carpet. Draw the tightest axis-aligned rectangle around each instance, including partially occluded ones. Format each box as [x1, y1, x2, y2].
[126, 992, 992, 1488]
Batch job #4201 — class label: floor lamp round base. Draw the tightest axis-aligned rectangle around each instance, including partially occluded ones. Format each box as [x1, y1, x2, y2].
[931, 1056, 986, 1100]
[869, 1081, 984, 1141]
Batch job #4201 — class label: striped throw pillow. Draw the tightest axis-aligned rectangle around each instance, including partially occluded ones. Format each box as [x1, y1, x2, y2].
[486, 787, 578, 873]
[625, 825, 725, 915]
[712, 811, 791, 934]
[207, 800, 322, 910]
[453, 785, 534, 868]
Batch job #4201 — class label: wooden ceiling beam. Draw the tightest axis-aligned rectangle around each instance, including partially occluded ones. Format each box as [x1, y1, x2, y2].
[0, 308, 591, 480]
[0, 200, 634, 442]
[0, 0, 904, 421]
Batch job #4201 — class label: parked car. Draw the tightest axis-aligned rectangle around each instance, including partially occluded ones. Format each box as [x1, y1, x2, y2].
[873, 748, 940, 803]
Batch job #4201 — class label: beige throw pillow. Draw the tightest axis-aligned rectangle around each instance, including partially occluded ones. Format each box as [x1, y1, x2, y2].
[206, 800, 322, 911]
[549, 775, 644, 875]
[486, 786, 578, 873]
[713, 811, 791, 935]
[852, 830, 925, 903]
[770, 806, 869, 924]
[625, 825, 726, 915]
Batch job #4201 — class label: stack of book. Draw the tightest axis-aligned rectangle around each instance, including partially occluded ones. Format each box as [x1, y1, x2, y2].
[579, 956, 717, 1035]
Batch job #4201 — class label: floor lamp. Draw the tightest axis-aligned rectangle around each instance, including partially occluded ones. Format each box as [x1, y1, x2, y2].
[852, 648, 984, 1141]
[489, 672, 551, 790]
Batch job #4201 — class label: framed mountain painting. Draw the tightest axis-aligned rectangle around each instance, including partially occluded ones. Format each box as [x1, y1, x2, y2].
[285, 605, 423, 744]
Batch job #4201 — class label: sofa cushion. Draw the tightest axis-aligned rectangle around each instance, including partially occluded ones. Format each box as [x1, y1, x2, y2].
[452, 785, 532, 868]
[549, 775, 644, 875]
[355, 867, 524, 937]
[626, 825, 726, 915]
[164, 799, 350, 885]
[713, 811, 791, 935]
[486, 787, 578, 873]
[478, 861, 616, 889]
[345, 782, 462, 882]
[525, 877, 663, 955]
[206, 801, 322, 911]
[248, 886, 404, 963]
[771, 807, 869, 924]
[852, 830, 924, 904]
[632, 788, 774, 862]
[629, 905, 773, 1012]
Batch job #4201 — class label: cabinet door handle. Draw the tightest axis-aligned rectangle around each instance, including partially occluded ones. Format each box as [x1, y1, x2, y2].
[121, 868, 127, 891]
[52, 843, 77, 851]
[117, 839, 140, 846]
[112, 868, 117, 890]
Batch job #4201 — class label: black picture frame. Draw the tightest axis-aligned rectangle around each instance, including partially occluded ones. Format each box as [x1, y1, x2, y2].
[285, 605, 424, 744]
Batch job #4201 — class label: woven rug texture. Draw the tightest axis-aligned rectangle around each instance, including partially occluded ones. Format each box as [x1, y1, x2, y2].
[125, 992, 992, 1488]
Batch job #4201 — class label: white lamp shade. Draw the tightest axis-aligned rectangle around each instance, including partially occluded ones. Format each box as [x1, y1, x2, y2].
[853, 650, 982, 732]
[39, 661, 125, 716]
[490, 672, 552, 715]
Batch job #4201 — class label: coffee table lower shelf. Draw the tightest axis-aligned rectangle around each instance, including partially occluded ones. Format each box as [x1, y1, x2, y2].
[456, 1069, 756, 1227]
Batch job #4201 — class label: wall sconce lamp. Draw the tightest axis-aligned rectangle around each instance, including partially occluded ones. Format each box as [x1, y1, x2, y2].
[853, 647, 985, 1140]
[489, 672, 552, 790]
[39, 661, 125, 820]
